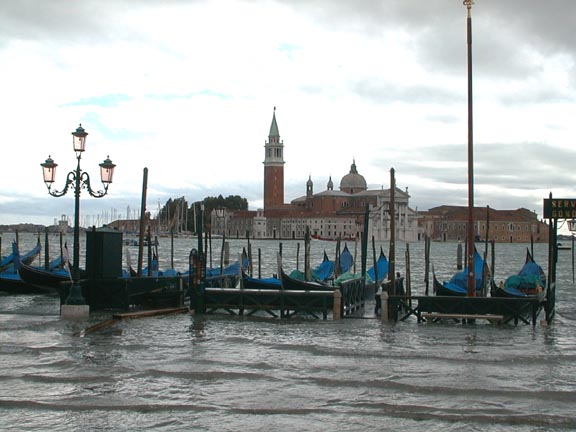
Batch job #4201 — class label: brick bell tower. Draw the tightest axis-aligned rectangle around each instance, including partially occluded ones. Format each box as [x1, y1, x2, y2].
[263, 107, 285, 211]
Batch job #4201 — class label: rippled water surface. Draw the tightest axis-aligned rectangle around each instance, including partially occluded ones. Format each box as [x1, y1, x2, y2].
[1, 233, 575, 431]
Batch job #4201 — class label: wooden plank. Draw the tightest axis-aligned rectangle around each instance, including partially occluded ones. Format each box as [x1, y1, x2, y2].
[113, 307, 189, 320]
[75, 318, 120, 337]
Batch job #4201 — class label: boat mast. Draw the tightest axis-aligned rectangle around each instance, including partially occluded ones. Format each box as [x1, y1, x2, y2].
[465, 0, 475, 296]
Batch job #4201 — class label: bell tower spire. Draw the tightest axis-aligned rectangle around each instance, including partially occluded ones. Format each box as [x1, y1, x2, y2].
[263, 107, 285, 211]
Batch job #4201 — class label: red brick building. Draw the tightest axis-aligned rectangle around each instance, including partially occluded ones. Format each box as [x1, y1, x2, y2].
[418, 205, 549, 243]
[263, 107, 284, 210]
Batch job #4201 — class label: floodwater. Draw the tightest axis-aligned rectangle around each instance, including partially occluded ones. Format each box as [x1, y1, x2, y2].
[1, 232, 575, 431]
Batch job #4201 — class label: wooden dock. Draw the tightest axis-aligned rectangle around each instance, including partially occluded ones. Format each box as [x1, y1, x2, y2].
[384, 294, 545, 325]
[194, 277, 367, 320]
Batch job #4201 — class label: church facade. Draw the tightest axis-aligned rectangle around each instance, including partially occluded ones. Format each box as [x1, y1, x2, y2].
[210, 109, 419, 241]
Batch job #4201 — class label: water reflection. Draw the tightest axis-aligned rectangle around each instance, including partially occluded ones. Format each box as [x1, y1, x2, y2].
[463, 333, 478, 354]
[189, 315, 207, 340]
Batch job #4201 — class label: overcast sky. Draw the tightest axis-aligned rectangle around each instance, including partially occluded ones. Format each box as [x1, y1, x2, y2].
[1, 0, 575, 233]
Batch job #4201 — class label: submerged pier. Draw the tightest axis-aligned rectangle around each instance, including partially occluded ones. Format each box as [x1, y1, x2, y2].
[382, 294, 544, 326]
[197, 277, 366, 320]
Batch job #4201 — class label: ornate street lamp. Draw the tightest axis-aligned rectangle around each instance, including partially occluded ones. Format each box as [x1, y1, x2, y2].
[41, 124, 116, 305]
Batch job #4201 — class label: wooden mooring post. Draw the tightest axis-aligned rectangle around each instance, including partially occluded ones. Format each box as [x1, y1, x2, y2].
[380, 292, 389, 321]
[333, 289, 342, 320]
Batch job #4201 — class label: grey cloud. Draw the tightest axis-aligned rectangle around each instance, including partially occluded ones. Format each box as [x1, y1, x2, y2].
[384, 141, 576, 204]
[4, 0, 575, 60]
[4, 0, 573, 85]
[0, 1, 113, 43]
[491, 1, 576, 56]
[414, 23, 538, 79]
[351, 79, 463, 104]
[426, 113, 460, 124]
[0, 0, 204, 44]
[282, 0, 576, 82]
[499, 88, 576, 105]
[410, 184, 545, 216]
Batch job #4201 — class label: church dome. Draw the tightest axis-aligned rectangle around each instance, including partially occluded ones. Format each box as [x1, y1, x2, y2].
[339, 160, 367, 193]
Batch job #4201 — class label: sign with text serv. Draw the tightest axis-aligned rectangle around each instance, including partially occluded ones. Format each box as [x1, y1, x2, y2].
[543, 198, 576, 219]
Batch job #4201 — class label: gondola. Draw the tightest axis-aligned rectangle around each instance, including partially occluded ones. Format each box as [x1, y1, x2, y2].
[126, 248, 160, 277]
[367, 248, 389, 286]
[433, 249, 489, 297]
[0, 253, 14, 273]
[338, 244, 354, 274]
[241, 271, 282, 289]
[242, 251, 333, 290]
[312, 251, 335, 283]
[0, 240, 41, 273]
[0, 269, 27, 293]
[370, 248, 390, 314]
[17, 261, 71, 294]
[288, 250, 336, 283]
[492, 248, 546, 299]
[0, 241, 45, 293]
[280, 268, 334, 291]
[204, 248, 249, 288]
[206, 260, 245, 278]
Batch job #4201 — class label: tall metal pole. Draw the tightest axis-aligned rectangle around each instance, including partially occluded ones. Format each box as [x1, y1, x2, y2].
[137, 167, 148, 276]
[465, 0, 476, 296]
[389, 168, 396, 291]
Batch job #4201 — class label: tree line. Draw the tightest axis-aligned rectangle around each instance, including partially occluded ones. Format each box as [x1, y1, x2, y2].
[157, 195, 248, 233]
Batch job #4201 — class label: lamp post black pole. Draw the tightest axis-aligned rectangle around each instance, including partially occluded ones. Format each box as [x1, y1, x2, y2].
[69, 153, 84, 304]
[41, 124, 116, 306]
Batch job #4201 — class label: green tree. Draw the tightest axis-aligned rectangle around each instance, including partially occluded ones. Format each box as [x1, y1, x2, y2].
[159, 195, 248, 233]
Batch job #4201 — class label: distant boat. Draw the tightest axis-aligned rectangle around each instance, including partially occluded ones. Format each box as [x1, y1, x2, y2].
[123, 238, 159, 247]
[311, 234, 356, 242]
